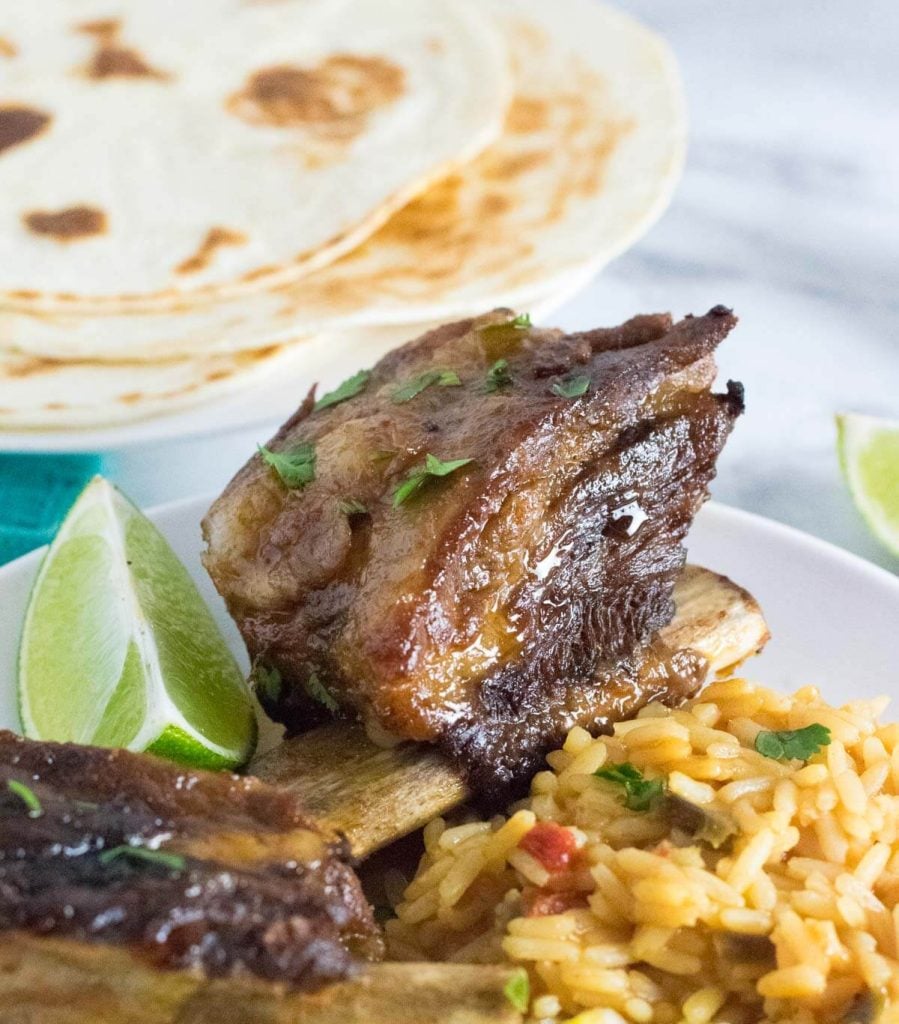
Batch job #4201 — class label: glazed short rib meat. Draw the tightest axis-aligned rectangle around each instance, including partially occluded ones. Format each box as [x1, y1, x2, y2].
[203, 307, 743, 794]
[0, 731, 381, 989]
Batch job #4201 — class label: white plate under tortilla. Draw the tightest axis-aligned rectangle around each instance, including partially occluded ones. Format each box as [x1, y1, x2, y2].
[0, 499, 897, 735]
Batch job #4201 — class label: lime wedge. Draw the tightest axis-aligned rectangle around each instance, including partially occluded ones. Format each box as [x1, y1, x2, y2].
[18, 477, 256, 769]
[837, 413, 899, 558]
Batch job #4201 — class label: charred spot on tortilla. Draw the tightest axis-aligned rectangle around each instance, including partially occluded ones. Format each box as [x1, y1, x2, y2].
[3, 356, 60, 380]
[88, 46, 168, 81]
[77, 19, 121, 36]
[228, 55, 405, 138]
[0, 37, 17, 58]
[176, 227, 249, 275]
[273, 53, 629, 322]
[479, 193, 511, 218]
[481, 150, 547, 182]
[381, 176, 464, 243]
[0, 107, 51, 156]
[76, 18, 170, 81]
[507, 96, 550, 134]
[240, 264, 279, 283]
[578, 119, 634, 198]
[23, 206, 107, 242]
[205, 369, 235, 383]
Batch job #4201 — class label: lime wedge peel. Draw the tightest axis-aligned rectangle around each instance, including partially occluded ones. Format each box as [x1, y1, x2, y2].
[18, 477, 256, 769]
[836, 413, 899, 559]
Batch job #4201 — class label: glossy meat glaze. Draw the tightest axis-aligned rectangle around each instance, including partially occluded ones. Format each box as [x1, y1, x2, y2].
[203, 308, 743, 794]
[0, 732, 381, 989]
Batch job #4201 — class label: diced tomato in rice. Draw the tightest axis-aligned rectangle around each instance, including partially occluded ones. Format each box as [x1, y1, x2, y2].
[519, 821, 577, 872]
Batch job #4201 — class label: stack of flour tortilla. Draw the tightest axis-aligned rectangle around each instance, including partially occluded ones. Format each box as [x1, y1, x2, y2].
[0, 0, 685, 430]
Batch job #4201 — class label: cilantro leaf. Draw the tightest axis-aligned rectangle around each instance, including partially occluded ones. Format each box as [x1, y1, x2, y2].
[306, 671, 339, 713]
[99, 846, 186, 872]
[594, 762, 665, 812]
[754, 724, 831, 761]
[503, 969, 530, 1013]
[259, 441, 316, 488]
[314, 369, 370, 411]
[251, 663, 282, 705]
[391, 369, 461, 404]
[479, 312, 532, 337]
[425, 453, 473, 477]
[484, 358, 512, 393]
[339, 499, 368, 517]
[552, 375, 591, 399]
[392, 454, 474, 508]
[391, 474, 425, 508]
[7, 779, 42, 818]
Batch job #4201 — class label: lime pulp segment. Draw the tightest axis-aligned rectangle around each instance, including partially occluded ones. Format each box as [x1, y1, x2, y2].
[837, 413, 899, 558]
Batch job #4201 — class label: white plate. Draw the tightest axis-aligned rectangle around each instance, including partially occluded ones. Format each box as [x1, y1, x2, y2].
[0, 498, 897, 735]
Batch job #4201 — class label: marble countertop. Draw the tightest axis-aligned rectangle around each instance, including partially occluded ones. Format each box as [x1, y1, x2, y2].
[110, 0, 899, 572]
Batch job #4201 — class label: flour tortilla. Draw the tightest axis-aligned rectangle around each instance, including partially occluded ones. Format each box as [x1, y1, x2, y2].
[1, 0, 682, 360]
[0, 0, 508, 311]
[0, 343, 313, 429]
[269, 0, 687, 328]
[1, 260, 587, 361]
[1, 290, 570, 431]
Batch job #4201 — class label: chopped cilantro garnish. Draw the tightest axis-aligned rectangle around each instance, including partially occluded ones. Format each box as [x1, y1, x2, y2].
[552, 374, 591, 399]
[754, 724, 831, 762]
[594, 762, 665, 812]
[479, 312, 532, 337]
[484, 358, 512, 393]
[251, 663, 282, 705]
[7, 779, 42, 817]
[503, 968, 530, 1013]
[391, 369, 461, 404]
[314, 369, 370, 411]
[259, 441, 316, 489]
[306, 671, 339, 713]
[392, 454, 473, 508]
[99, 845, 186, 872]
[339, 499, 368, 517]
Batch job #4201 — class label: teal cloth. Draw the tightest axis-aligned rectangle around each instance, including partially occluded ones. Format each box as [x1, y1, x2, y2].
[0, 454, 104, 565]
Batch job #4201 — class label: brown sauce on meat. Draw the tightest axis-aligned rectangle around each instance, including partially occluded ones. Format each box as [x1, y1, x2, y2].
[203, 308, 743, 799]
[0, 733, 381, 988]
[227, 55, 405, 138]
[23, 206, 107, 241]
[0, 106, 51, 156]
